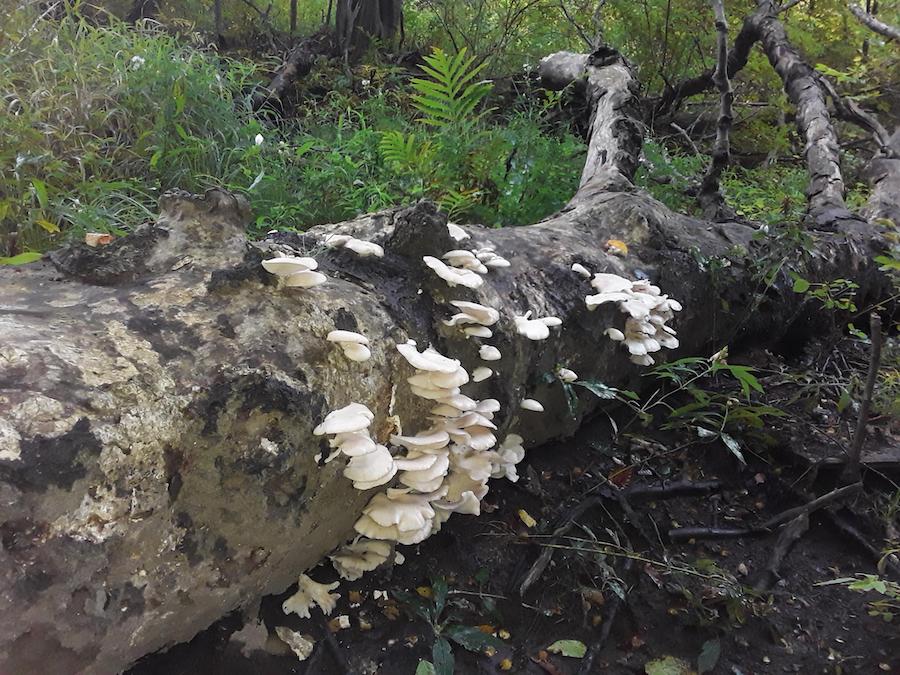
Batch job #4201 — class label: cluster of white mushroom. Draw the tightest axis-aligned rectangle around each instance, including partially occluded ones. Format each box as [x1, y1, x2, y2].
[283, 573, 340, 619]
[422, 234, 510, 290]
[443, 300, 499, 340]
[514, 311, 562, 341]
[313, 403, 396, 489]
[584, 272, 682, 366]
[261, 256, 327, 288]
[323, 234, 385, 258]
[326, 330, 371, 362]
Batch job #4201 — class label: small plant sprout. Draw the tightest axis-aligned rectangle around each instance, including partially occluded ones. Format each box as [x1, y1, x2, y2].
[327, 330, 371, 362]
[261, 256, 327, 288]
[423, 255, 484, 288]
[282, 574, 340, 618]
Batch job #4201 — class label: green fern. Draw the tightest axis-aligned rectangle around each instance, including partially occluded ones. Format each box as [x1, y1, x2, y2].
[379, 130, 433, 174]
[439, 188, 481, 220]
[410, 48, 493, 128]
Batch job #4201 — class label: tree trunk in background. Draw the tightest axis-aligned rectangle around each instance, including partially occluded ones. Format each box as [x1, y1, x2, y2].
[0, 26, 895, 675]
[336, 0, 403, 56]
[125, 0, 158, 23]
[213, 0, 224, 46]
[290, 0, 298, 36]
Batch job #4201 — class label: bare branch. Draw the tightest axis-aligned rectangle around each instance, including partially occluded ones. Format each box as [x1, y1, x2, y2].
[777, 0, 804, 13]
[849, 3, 900, 41]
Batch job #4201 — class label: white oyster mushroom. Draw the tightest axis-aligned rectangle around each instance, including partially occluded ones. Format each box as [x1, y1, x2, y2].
[450, 300, 500, 325]
[490, 434, 525, 481]
[605, 327, 626, 341]
[443, 250, 488, 274]
[438, 393, 478, 411]
[399, 452, 450, 492]
[407, 367, 470, 389]
[520, 398, 544, 412]
[571, 263, 591, 278]
[396, 340, 461, 373]
[282, 574, 341, 618]
[590, 273, 633, 293]
[394, 451, 442, 471]
[557, 368, 578, 383]
[354, 488, 445, 545]
[313, 403, 374, 436]
[463, 326, 492, 338]
[390, 430, 450, 453]
[323, 234, 352, 248]
[475, 399, 501, 415]
[282, 270, 328, 288]
[327, 330, 372, 362]
[514, 312, 562, 340]
[329, 431, 376, 456]
[422, 256, 484, 289]
[344, 238, 384, 257]
[330, 538, 393, 581]
[474, 248, 510, 268]
[472, 366, 493, 382]
[343, 445, 396, 489]
[261, 256, 318, 275]
[479, 345, 501, 361]
[447, 222, 470, 241]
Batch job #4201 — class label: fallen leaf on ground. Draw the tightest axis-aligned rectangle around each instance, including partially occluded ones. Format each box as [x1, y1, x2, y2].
[547, 639, 587, 658]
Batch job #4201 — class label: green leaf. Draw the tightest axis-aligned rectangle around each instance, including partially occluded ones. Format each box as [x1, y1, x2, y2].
[432, 637, 454, 675]
[416, 661, 437, 675]
[0, 251, 42, 265]
[35, 219, 60, 233]
[546, 639, 587, 658]
[697, 639, 721, 673]
[644, 655, 695, 675]
[443, 624, 503, 653]
[433, 578, 448, 620]
[31, 179, 49, 209]
[792, 275, 810, 293]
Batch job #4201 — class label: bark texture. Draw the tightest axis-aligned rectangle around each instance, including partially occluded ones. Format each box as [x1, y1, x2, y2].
[0, 43, 893, 675]
[849, 3, 900, 41]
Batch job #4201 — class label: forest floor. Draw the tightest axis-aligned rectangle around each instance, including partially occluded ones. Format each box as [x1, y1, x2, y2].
[129, 341, 900, 675]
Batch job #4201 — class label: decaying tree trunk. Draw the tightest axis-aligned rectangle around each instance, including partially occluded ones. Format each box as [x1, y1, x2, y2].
[0, 10, 894, 675]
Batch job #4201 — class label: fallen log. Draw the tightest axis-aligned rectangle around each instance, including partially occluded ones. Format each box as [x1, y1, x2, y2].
[0, 37, 893, 675]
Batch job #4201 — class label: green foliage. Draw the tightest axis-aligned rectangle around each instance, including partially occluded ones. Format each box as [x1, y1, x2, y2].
[818, 574, 900, 622]
[410, 48, 493, 129]
[790, 274, 859, 312]
[399, 577, 504, 675]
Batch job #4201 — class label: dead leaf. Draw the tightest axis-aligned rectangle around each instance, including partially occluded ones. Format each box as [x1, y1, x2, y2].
[84, 232, 113, 247]
[518, 509, 537, 528]
[605, 239, 629, 256]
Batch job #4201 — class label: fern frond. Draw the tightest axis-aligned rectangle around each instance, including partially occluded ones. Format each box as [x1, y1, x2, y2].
[410, 47, 493, 129]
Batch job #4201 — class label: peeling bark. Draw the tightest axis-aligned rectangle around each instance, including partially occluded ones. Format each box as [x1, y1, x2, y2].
[0, 42, 892, 675]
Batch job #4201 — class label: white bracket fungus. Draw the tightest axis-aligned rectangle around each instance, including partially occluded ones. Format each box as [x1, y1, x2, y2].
[557, 367, 578, 383]
[422, 256, 484, 289]
[326, 330, 372, 362]
[443, 250, 488, 274]
[447, 222, 470, 241]
[478, 345, 501, 361]
[261, 256, 327, 288]
[471, 366, 493, 382]
[323, 234, 384, 257]
[282, 574, 340, 618]
[571, 262, 591, 278]
[329, 538, 393, 581]
[586, 273, 682, 366]
[514, 312, 562, 340]
[520, 398, 544, 412]
[313, 403, 396, 489]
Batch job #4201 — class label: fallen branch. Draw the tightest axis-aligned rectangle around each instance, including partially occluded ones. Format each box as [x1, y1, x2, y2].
[624, 479, 723, 501]
[668, 482, 862, 542]
[251, 36, 325, 112]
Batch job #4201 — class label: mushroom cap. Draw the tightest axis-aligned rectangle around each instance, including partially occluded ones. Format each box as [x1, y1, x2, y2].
[438, 393, 478, 411]
[422, 256, 484, 289]
[262, 256, 318, 275]
[430, 403, 463, 418]
[327, 330, 369, 345]
[482, 256, 510, 268]
[344, 445, 396, 483]
[604, 327, 626, 341]
[396, 340, 461, 373]
[399, 452, 450, 492]
[449, 301, 500, 326]
[443, 249, 477, 261]
[394, 451, 441, 471]
[323, 234, 352, 248]
[464, 326, 493, 338]
[520, 398, 544, 412]
[283, 270, 328, 288]
[344, 238, 385, 257]
[341, 343, 372, 362]
[447, 223, 471, 241]
[410, 383, 461, 401]
[514, 316, 550, 340]
[475, 399, 501, 414]
[571, 262, 591, 278]
[591, 273, 633, 293]
[472, 366, 493, 382]
[282, 574, 340, 618]
[557, 368, 578, 383]
[330, 538, 392, 581]
[313, 403, 374, 436]
[407, 366, 469, 390]
[390, 430, 450, 452]
[331, 431, 377, 456]
[478, 345, 501, 361]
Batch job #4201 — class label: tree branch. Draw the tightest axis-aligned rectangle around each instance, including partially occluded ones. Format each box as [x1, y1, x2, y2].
[698, 0, 737, 221]
[849, 3, 900, 41]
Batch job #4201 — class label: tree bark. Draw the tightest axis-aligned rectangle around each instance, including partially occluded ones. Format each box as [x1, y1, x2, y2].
[335, 0, 403, 57]
[697, 0, 736, 221]
[0, 46, 892, 675]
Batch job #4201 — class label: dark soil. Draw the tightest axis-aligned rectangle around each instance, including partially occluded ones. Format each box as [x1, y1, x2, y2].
[129, 344, 900, 675]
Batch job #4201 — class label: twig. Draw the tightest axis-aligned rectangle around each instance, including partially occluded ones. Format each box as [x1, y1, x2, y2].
[668, 482, 862, 541]
[844, 313, 883, 483]
[577, 558, 633, 674]
[625, 479, 723, 501]
[777, 0, 805, 13]
[669, 122, 702, 156]
[752, 514, 809, 591]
